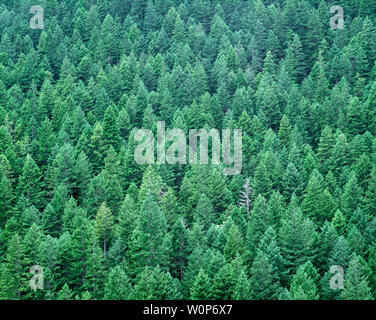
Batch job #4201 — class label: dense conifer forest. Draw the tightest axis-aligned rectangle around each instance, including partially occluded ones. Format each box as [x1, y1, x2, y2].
[0, 0, 376, 300]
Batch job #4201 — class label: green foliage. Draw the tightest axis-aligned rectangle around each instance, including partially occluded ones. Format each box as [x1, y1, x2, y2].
[94, 202, 114, 257]
[1, 0, 376, 301]
[341, 255, 373, 300]
[289, 264, 319, 300]
[103, 265, 131, 300]
[128, 194, 170, 274]
[190, 269, 212, 300]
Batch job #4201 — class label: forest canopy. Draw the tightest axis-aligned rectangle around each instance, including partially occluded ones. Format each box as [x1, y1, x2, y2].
[0, 0, 376, 300]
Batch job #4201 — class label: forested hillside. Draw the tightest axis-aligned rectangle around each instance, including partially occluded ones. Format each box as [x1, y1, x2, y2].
[0, 0, 376, 300]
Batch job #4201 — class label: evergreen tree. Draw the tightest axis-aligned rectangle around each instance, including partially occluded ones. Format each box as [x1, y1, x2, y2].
[286, 34, 307, 83]
[341, 255, 372, 300]
[290, 265, 319, 300]
[17, 155, 44, 210]
[94, 202, 114, 257]
[128, 194, 170, 274]
[341, 173, 363, 222]
[57, 283, 74, 300]
[104, 265, 132, 300]
[249, 250, 282, 300]
[2, 234, 27, 299]
[190, 268, 212, 300]
[279, 202, 317, 284]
